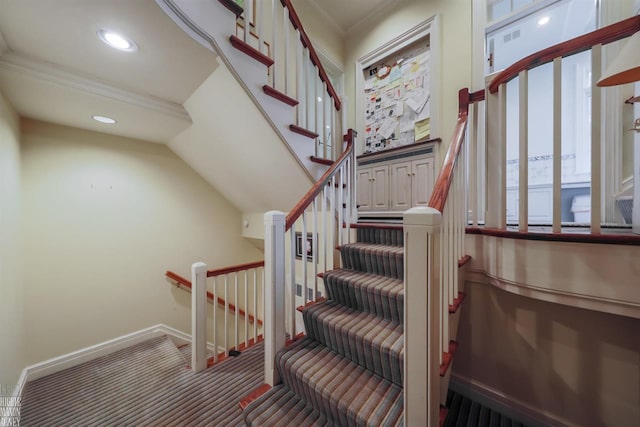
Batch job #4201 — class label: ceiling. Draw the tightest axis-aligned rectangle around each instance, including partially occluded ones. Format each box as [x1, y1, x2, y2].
[308, 0, 399, 34]
[0, 0, 218, 143]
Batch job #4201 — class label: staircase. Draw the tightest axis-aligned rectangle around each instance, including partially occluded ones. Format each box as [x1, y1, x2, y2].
[244, 223, 405, 425]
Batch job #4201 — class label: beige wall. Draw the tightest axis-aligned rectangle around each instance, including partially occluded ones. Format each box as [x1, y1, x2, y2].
[454, 283, 640, 427]
[20, 119, 263, 365]
[0, 92, 23, 386]
[345, 0, 472, 154]
[291, 0, 345, 69]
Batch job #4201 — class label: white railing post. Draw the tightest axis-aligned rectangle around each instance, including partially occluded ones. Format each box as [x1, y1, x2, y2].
[404, 207, 442, 427]
[264, 210, 286, 386]
[191, 261, 207, 373]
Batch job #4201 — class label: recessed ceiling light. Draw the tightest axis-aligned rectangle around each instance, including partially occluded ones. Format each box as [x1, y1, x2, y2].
[92, 115, 116, 124]
[537, 16, 550, 26]
[97, 29, 138, 52]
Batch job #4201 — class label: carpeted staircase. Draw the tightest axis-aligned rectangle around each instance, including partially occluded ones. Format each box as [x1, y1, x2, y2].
[244, 225, 405, 426]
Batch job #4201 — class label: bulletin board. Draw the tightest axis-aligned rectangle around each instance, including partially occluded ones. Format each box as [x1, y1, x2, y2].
[363, 39, 431, 154]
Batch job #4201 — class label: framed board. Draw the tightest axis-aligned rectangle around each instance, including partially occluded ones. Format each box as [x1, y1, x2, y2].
[363, 39, 431, 154]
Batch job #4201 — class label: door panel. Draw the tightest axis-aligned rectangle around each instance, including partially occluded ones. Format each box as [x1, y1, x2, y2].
[391, 161, 412, 210]
[412, 158, 434, 206]
[357, 167, 372, 211]
[371, 165, 389, 210]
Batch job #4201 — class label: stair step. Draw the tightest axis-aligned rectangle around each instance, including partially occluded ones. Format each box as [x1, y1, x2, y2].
[263, 85, 298, 106]
[339, 242, 404, 279]
[440, 340, 458, 377]
[309, 156, 333, 166]
[229, 35, 274, 67]
[239, 383, 272, 410]
[356, 226, 404, 246]
[302, 301, 403, 385]
[323, 269, 403, 323]
[275, 338, 404, 426]
[290, 124, 319, 139]
[449, 292, 466, 314]
[244, 384, 329, 426]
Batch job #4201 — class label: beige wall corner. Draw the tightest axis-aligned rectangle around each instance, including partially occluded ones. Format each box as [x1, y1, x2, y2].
[454, 282, 640, 427]
[0, 91, 23, 387]
[20, 119, 263, 365]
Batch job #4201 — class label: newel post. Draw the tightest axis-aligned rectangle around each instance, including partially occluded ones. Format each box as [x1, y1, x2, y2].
[191, 261, 208, 373]
[264, 211, 286, 385]
[404, 207, 442, 426]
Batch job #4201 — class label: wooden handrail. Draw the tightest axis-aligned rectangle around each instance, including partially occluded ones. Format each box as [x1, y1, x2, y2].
[207, 260, 264, 277]
[280, 0, 342, 111]
[428, 89, 471, 212]
[165, 270, 263, 326]
[285, 129, 355, 230]
[489, 15, 640, 94]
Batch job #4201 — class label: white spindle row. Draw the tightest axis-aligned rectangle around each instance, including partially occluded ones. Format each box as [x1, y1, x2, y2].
[235, 0, 341, 161]
[190, 263, 265, 372]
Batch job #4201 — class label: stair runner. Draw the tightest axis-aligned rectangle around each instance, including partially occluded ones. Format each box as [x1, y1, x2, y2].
[444, 390, 530, 427]
[244, 226, 405, 426]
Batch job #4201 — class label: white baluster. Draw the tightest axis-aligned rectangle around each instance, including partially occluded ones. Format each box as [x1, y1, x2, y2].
[289, 228, 296, 337]
[322, 186, 328, 274]
[553, 57, 563, 233]
[302, 210, 308, 305]
[245, 0, 253, 44]
[191, 262, 207, 373]
[470, 103, 478, 226]
[283, 7, 289, 94]
[212, 276, 218, 364]
[591, 44, 602, 234]
[253, 268, 258, 342]
[518, 70, 529, 232]
[264, 211, 286, 386]
[312, 199, 318, 301]
[224, 275, 228, 355]
[244, 270, 249, 348]
[234, 272, 239, 351]
[404, 207, 442, 427]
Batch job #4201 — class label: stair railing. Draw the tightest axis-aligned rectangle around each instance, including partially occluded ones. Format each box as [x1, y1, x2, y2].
[166, 261, 265, 372]
[403, 88, 484, 425]
[221, 0, 343, 161]
[263, 129, 357, 385]
[483, 15, 640, 233]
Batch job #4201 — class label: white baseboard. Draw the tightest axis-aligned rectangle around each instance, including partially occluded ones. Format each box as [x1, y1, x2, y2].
[449, 373, 575, 427]
[11, 324, 225, 399]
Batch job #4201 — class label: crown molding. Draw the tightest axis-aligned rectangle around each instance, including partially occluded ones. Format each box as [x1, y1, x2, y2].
[346, 0, 402, 36]
[0, 52, 190, 121]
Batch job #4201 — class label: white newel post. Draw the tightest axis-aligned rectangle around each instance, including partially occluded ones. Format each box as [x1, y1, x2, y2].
[191, 261, 207, 373]
[404, 207, 442, 427]
[264, 211, 286, 385]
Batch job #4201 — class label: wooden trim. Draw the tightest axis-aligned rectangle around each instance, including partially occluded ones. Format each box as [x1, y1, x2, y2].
[165, 270, 263, 325]
[285, 130, 355, 230]
[448, 292, 466, 314]
[428, 88, 470, 212]
[218, 0, 243, 17]
[263, 85, 298, 106]
[356, 138, 442, 160]
[239, 384, 272, 410]
[280, 0, 341, 110]
[458, 255, 472, 268]
[289, 124, 319, 139]
[285, 332, 306, 346]
[207, 260, 264, 277]
[439, 340, 458, 377]
[489, 16, 640, 94]
[309, 156, 333, 166]
[206, 335, 264, 368]
[296, 297, 327, 313]
[229, 35, 274, 67]
[349, 222, 403, 230]
[465, 227, 640, 246]
[469, 89, 485, 103]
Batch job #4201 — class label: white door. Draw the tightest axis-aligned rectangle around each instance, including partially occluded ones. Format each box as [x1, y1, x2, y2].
[357, 167, 372, 211]
[390, 161, 412, 211]
[412, 158, 434, 207]
[371, 165, 390, 211]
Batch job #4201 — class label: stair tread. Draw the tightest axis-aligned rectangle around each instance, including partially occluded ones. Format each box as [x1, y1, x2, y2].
[339, 242, 404, 279]
[323, 268, 404, 323]
[303, 301, 404, 385]
[356, 226, 404, 246]
[244, 384, 329, 426]
[275, 338, 404, 426]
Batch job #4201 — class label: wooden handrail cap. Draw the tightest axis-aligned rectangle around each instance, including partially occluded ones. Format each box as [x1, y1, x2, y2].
[403, 207, 442, 227]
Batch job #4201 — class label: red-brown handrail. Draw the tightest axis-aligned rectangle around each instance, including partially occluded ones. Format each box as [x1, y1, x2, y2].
[207, 260, 264, 277]
[165, 270, 263, 326]
[280, 0, 342, 111]
[489, 15, 640, 94]
[285, 129, 355, 230]
[428, 89, 472, 212]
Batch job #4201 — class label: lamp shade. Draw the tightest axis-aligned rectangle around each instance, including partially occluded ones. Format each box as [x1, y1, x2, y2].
[597, 31, 640, 87]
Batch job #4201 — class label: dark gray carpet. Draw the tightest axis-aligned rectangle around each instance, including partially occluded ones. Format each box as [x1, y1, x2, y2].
[20, 335, 264, 426]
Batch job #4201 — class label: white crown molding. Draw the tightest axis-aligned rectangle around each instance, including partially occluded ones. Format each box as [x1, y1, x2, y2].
[0, 52, 190, 121]
[307, 0, 347, 36]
